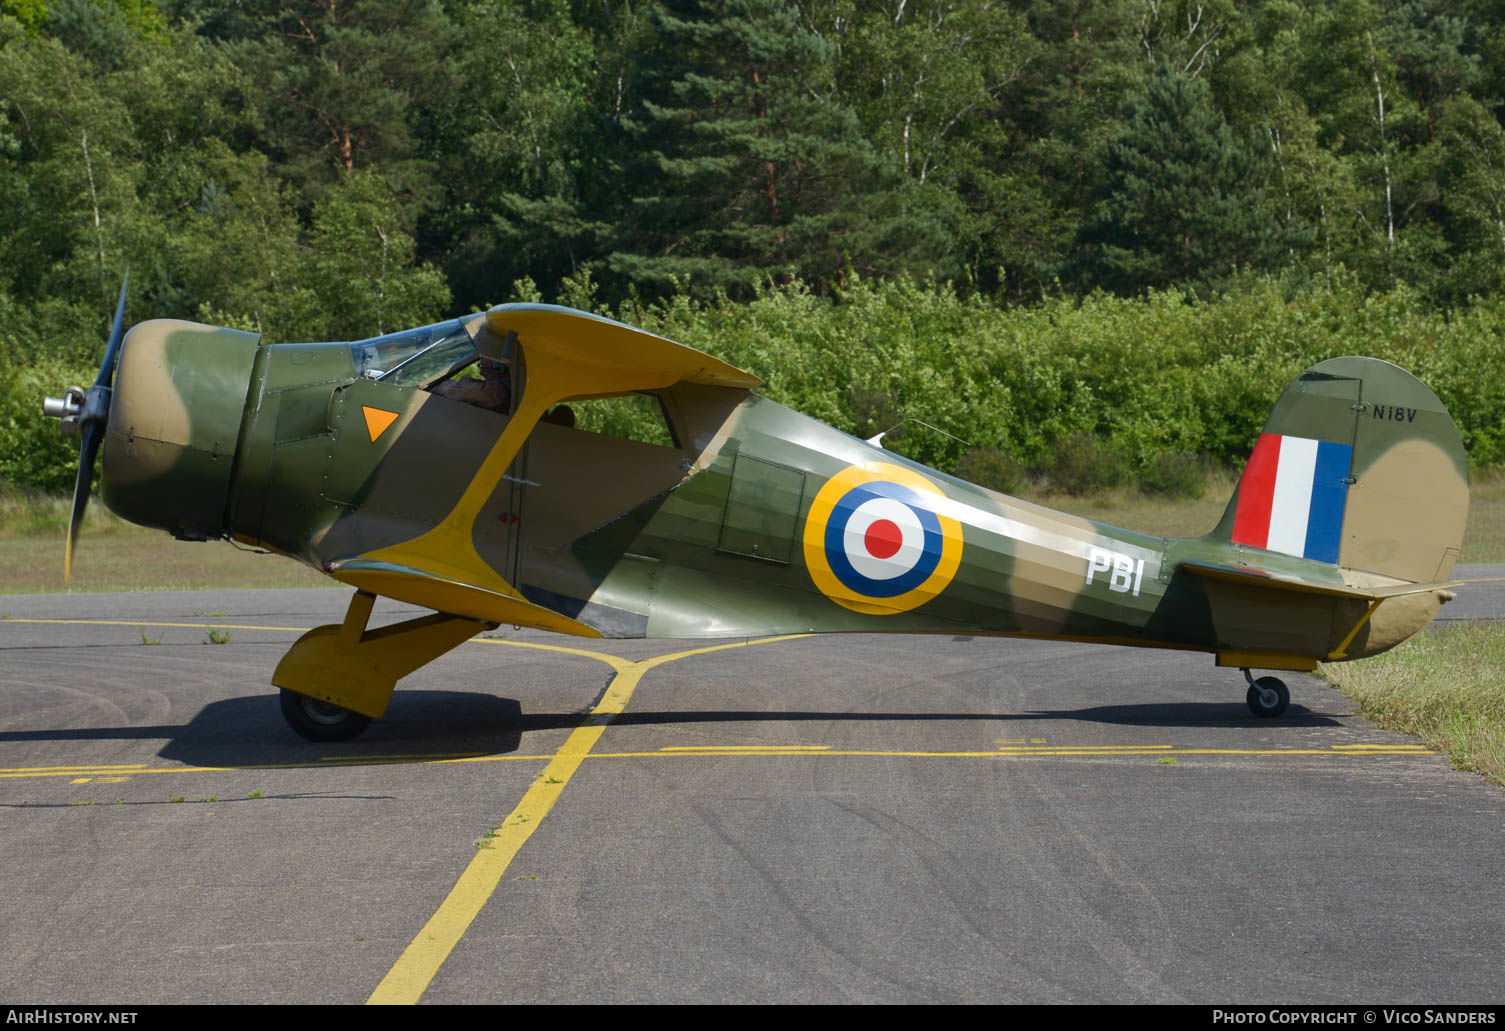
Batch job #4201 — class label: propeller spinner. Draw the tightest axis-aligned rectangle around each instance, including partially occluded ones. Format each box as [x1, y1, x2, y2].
[42, 275, 129, 581]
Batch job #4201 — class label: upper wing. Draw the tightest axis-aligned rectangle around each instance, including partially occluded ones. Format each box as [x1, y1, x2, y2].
[482, 303, 763, 390]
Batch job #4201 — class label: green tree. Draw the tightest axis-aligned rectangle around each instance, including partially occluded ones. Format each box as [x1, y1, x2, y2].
[209, 0, 454, 208]
[605, 0, 892, 297]
[0, 15, 136, 317]
[0, 8, 323, 348]
[436, 0, 606, 309]
[982, 0, 1148, 298]
[1074, 65, 1295, 295]
[837, 1, 1032, 189]
[294, 170, 450, 340]
[831, 0, 1038, 292]
[1431, 94, 1505, 302]
[1273, 0, 1441, 291]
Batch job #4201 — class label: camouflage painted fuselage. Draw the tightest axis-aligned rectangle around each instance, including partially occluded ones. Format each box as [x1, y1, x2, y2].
[98, 307, 1470, 682]
[225, 338, 1187, 639]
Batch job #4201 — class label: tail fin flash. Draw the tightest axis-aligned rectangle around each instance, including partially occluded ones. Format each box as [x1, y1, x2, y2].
[1210, 357, 1469, 582]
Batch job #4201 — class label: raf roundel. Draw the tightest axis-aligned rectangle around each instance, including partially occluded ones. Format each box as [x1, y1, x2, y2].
[802, 463, 964, 615]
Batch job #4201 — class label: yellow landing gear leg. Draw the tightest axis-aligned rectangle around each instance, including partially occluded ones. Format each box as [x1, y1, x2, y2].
[272, 590, 496, 741]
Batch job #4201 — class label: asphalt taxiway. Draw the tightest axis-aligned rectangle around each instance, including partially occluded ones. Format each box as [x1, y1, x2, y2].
[2, 578, 1503, 1004]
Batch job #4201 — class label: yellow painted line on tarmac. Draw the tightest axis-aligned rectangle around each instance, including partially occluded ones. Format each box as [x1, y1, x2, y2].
[999, 744, 1174, 751]
[2, 617, 311, 633]
[2, 618, 659, 661]
[0, 756, 561, 780]
[581, 746, 1434, 760]
[365, 633, 808, 1007]
[467, 636, 636, 658]
[320, 753, 488, 761]
[1170, 748, 1431, 756]
[0, 764, 148, 773]
[315, 754, 552, 768]
[1331, 743, 1429, 750]
[660, 744, 831, 752]
[0, 743, 1437, 783]
[4, 614, 793, 679]
[0, 766, 233, 780]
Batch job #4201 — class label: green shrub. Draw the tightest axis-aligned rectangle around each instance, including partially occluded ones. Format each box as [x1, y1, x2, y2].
[1139, 453, 1210, 498]
[1040, 433, 1133, 495]
[846, 383, 906, 443]
[954, 447, 1028, 494]
[0, 353, 95, 494]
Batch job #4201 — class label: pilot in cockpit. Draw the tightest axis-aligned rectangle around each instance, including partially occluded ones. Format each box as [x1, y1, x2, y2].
[428, 358, 512, 414]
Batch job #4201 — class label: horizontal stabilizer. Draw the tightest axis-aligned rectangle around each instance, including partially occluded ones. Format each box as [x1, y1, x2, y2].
[327, 557, 604, 639]
[1182, 561, 1460, 600]
[1182, 561, 1472, 664]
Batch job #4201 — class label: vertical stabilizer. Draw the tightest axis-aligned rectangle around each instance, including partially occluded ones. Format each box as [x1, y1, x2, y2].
[1209, 357, 1469, 582]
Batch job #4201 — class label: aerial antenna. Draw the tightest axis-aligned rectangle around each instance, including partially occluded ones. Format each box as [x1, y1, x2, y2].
[866, 419, 972, 450]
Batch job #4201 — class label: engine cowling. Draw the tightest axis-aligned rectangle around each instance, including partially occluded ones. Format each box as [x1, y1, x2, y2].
[100, 319, 261, 539]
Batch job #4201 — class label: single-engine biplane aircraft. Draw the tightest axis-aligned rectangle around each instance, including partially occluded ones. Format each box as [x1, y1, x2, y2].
[45, 281, 1474, 740]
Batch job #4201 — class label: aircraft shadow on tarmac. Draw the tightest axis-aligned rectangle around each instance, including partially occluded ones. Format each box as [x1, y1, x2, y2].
[1017, 702, 1342, 728]
[0, 692, 1342, 769]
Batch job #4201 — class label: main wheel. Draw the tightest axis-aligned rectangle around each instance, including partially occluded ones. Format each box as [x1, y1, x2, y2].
[1246, 676, 1290, 718]
[279, 688, 372, 742]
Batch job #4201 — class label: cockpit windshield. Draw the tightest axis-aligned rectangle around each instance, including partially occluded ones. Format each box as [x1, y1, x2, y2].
[349, 314, 483, 386]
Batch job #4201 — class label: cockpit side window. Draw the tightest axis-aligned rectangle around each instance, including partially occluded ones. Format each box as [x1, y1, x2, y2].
[348, 315, 482, 385]
[562, 393, 680, 449]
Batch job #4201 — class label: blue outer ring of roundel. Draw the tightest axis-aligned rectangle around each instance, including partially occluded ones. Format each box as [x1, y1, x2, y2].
[822, 481, 944, 598]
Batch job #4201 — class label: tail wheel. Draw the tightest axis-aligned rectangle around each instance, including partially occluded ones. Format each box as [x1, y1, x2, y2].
[279, 688, 372, 742]
[1245, 676, 1291, 718]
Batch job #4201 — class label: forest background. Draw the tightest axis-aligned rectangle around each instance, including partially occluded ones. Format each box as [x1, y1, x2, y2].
[3, 0, 1505, 496]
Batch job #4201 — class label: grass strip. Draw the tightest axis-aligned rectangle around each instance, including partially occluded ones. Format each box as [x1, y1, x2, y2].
[0, 487, 134, 539]
[1321, 623, 1505, 788]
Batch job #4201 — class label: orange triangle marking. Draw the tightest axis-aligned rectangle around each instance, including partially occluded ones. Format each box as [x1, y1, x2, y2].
[362, 405, 400, 442]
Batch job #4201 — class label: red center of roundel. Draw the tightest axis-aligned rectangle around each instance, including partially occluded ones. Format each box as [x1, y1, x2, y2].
[864, 519, 903, 559]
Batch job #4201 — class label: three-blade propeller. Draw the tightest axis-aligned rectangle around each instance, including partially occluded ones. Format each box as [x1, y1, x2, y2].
[42, 275, 128, 582]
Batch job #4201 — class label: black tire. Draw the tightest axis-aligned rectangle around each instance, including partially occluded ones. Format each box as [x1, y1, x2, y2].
[279, 688, 372, 742]
[1246, 676, 1291, 718]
